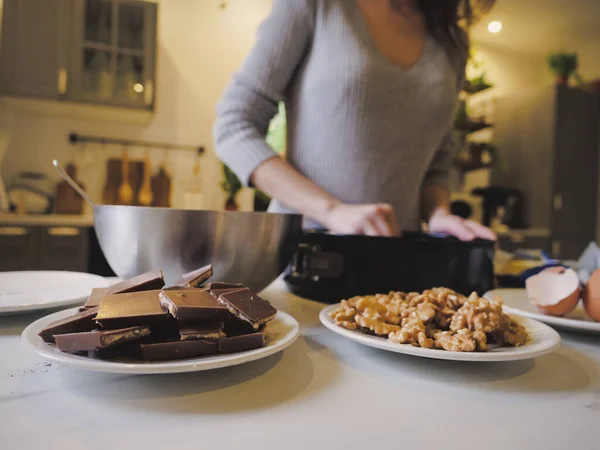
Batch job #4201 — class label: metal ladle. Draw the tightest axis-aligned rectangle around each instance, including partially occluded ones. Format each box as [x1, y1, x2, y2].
[52, 159, 95, 207]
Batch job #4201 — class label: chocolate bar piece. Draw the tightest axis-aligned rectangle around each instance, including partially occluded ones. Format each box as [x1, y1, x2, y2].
[84, 287, 108, 309]
[204, 282, 244, 291]
[38, 307, 99, 343]
[217, 288, 277, 329]
[172, 265, 213, 288]
[179, 320, 224, 341]
[105, 269, 165, 296]
[95, 290, 169, 328]
[139, 339, 218, 361]
[54, 326, 150, 353]
[218, 332, 265, 354]
[223, 315, 260, 337]
[89, 341, 142, 360]
[159, 289, 226, 320]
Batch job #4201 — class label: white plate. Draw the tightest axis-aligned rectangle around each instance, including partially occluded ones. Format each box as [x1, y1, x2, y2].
[485, 288, 600, 334]
[21, 307, 300, 374]
[0, 271, 110, 315]
[319, 304, 561, 362]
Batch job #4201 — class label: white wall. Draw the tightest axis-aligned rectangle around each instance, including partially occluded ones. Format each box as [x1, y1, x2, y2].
[0, 0, 272, 211]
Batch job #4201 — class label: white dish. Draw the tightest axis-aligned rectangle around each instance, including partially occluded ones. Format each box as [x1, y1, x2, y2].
[319, 303, 560, 362]
[21, 307, 300, 374]
[485, 288, 600, 334]
[0, 271, 110, 315]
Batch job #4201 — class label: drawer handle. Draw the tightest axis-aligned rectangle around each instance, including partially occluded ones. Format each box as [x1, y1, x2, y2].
[48, 227, 80, 236]
[0, 227, 28, 236]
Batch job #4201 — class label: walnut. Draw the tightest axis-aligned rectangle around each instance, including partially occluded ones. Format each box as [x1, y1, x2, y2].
[355, 314, 401, 336]
[450, 292, 502, 333]
[332, 288, 529, 353]
[435, 330, 476, 352]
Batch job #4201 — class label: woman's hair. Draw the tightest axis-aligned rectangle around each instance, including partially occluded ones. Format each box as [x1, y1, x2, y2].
[403, 0, 473, 72]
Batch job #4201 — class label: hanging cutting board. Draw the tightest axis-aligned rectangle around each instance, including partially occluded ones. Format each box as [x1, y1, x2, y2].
[151, 166, 171, 208]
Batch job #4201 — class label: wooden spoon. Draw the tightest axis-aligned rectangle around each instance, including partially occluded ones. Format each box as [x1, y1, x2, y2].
[138, 149, 153, 206]
[118, 146, 134, 205]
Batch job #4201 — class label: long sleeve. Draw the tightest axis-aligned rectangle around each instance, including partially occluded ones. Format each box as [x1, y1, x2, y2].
[213, 0, 316, 185]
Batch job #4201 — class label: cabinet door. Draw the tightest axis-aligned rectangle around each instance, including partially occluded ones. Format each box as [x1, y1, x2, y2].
[39, 227, 89, 272]
[69, 0, 157, 109]
[0, 227, 39, 271]
[0, 0, 72, 99]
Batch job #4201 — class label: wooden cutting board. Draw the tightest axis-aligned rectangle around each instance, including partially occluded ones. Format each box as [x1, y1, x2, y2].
[151, 166, 171, 208]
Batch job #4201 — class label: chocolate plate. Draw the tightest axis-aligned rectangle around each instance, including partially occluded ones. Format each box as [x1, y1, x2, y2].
[21, 307, 299, 374]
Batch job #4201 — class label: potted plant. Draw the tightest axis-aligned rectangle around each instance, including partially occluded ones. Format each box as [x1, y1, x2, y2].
[547, 52, 581, 85]
[221, 164, 242, 211]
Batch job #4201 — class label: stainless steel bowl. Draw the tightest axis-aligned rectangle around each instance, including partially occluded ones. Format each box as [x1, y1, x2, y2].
[93, 205, 303, 292]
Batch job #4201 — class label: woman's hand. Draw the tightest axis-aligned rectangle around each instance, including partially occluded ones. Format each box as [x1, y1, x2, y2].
[323, 203, 400, 236]
[428, 210, 496, 241]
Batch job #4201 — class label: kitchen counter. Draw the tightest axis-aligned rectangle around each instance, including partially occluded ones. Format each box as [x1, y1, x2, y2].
[0, 213, 94, 227]
[1, 279, 599, 450]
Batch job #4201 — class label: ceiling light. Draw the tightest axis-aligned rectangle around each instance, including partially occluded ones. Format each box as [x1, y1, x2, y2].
[133, 83, 144, 93]
[488, 21, 502, 33]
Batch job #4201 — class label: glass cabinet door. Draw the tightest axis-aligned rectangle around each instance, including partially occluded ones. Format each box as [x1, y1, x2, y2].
[75, 0, 154, 108]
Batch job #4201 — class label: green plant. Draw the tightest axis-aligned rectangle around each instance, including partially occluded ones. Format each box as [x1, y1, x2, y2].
[547, 52, 581, 81]
[221, 164, 242, 200]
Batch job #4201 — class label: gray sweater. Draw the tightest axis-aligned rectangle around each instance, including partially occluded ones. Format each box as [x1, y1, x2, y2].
[214, 0, 461, 231]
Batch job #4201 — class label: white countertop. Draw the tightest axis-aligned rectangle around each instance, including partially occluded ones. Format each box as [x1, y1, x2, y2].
[0, 213, 94, 227]
[1, 279, 599, 450]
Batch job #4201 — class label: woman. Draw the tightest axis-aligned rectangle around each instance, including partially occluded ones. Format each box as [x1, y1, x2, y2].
[214, 0, 495, 241]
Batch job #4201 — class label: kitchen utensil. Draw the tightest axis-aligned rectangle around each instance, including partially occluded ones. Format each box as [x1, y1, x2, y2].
[138, 149, 153, 206]
[53, 160, 302, 292]
[0, 271, 109, 316]
[22, 306, 299, 374]
[118, 146, 134, 205]
[151, 165, 171, 207]
[183, 152, 205, 210]
[284, 231, 495, 303]
[103, 159, 144, 205]
[320, 304, 560, 362]
[485, 288, 600, 334]
[55, 163, 85, 215]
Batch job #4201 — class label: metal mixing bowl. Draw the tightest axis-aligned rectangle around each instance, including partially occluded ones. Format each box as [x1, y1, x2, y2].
[93, 205, 303, 292]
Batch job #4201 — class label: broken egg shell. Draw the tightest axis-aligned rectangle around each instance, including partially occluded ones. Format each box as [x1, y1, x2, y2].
[583, 269, 600, 322]
[526, 267, 581, 316]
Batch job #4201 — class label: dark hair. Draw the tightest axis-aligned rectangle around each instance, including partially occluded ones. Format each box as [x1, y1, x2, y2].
[414, 0, 473, 72]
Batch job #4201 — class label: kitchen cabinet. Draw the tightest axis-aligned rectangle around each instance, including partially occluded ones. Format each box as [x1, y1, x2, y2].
[0, 0, 72, 100]
[492, 85, 599, 260]
[0, 225, 89, 272]
[0, 0, 157, 110]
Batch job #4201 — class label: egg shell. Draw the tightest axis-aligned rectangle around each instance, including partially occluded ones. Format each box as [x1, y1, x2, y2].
[583, 269, 600, 322]
[526, 267, 581, 316]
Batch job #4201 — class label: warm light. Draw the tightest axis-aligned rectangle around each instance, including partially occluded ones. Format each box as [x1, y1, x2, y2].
[133, 83, 144, 93]
[488, 21, 502, 33]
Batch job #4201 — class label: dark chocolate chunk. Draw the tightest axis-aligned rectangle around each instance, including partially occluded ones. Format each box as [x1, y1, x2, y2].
[139, 339, 218, 361]
[223, 315, 259, 337]
[89, 341, 142, 360]
[38, 307, 99, 343]
[105, 269, 165, 296]
[172, 265, 213, 288]
[54, 326, 150, 353]
[95, 290, 169, 328]
[204, 282, 244, 291]
[84, 287, 108, 309]
[218, 332, 265, 354]
[179, 320, 224, 341]
[159, 289, 226, 320]
[217, 288, 277, 329]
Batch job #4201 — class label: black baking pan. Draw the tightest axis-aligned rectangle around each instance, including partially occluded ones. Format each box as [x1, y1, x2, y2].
[283, 231, 495, 303]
